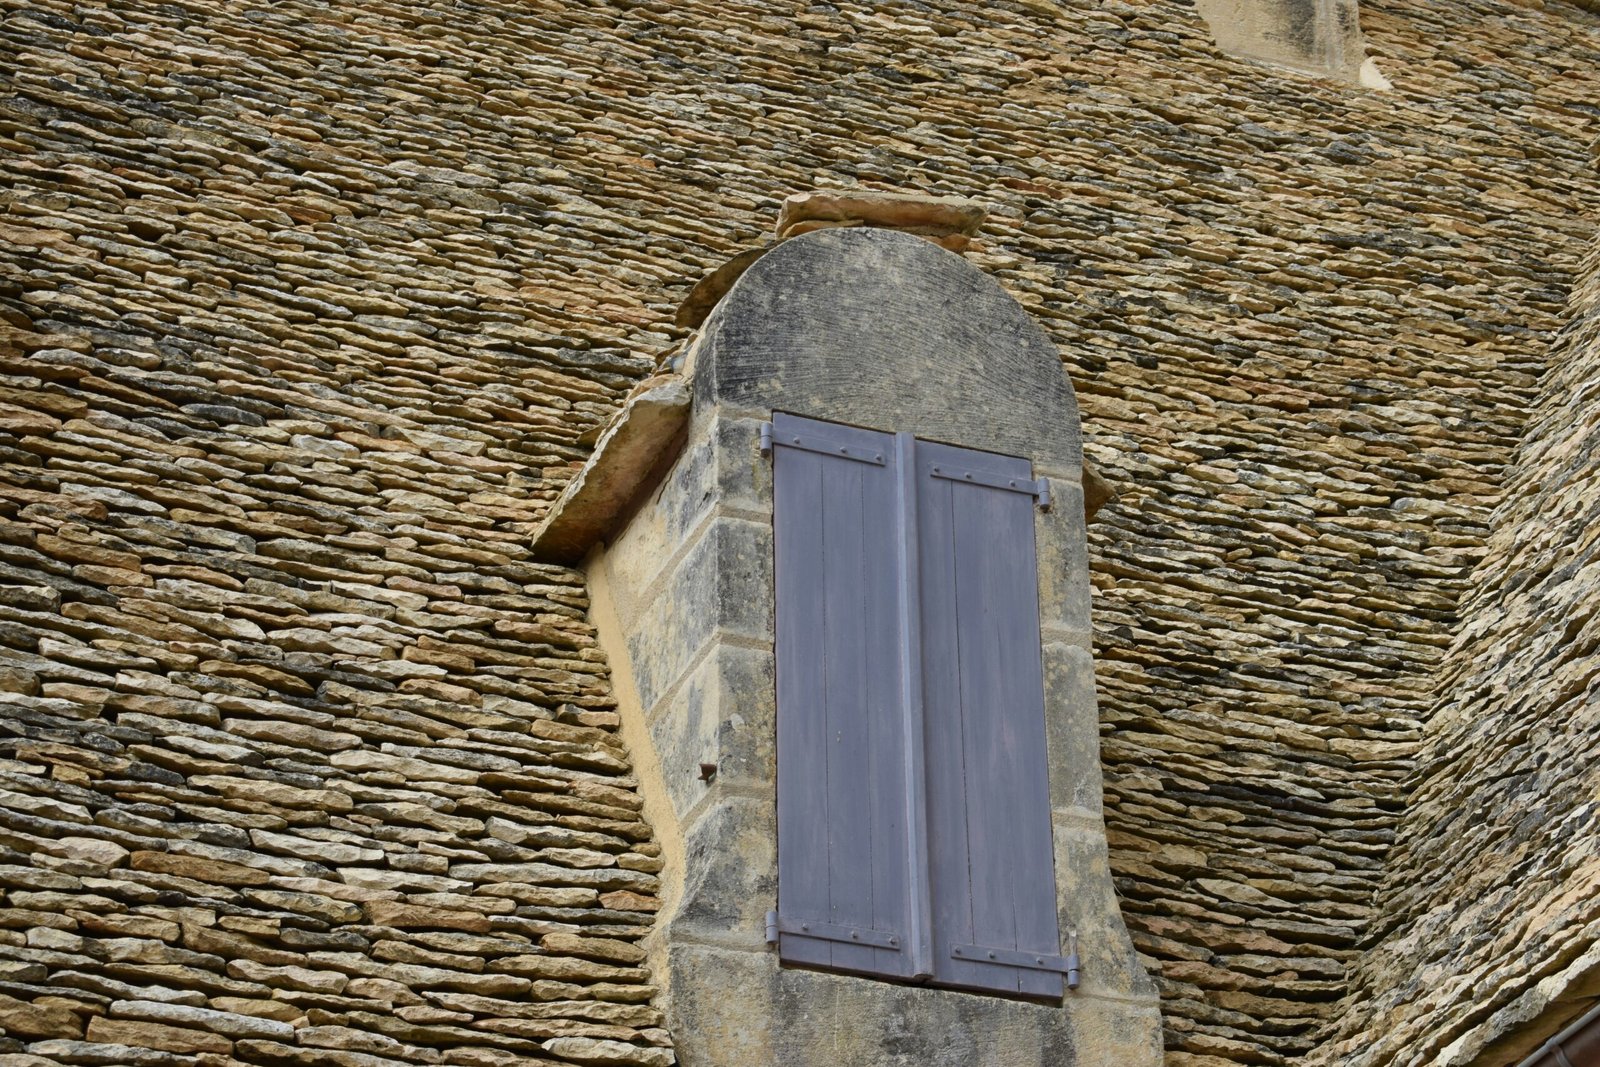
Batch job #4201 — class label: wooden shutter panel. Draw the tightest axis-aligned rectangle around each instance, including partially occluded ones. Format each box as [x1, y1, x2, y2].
[915, 439, 1064, 998]
[772, 413, 917, 979]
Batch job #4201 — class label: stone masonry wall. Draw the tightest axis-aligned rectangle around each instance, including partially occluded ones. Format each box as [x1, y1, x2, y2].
[2, 0, 1599, 1064]
[1308, 243, 1600, 1067]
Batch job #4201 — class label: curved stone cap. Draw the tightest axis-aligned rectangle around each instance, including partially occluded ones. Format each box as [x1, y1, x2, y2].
[694, 227, 1083, 474]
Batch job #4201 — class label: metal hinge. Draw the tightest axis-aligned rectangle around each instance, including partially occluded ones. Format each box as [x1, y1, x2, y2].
[759, 421, 885, 466]
[765, 910, 901, 950]
[951, 941, 1075, 977]
[929, 464, 1051, 508]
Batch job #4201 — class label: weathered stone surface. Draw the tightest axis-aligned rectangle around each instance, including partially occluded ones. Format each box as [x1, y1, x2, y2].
[532, 379, 692, 565]
[1192, 0, 1376, 84]
[82, 1017, 232, 1055]
[223, 961, 349, 996]
[541, 1037, 675, 1067]
[207, 998, 303, 1025]
[449, 863, 656, 893]
[1307, 246, 1600, 1066]
[539, 934, 647, 967]
[106, 999, 295, 1041]
[697, 229, 1082, 473]
[775, 189, 987, 250]
[362, 902, 493, 933]
[493, 955, 646, 985]
[128, 852, 272, 887]
[231, 1041, 426, 1067]
[674, 248, 772, 331]
[20, 1041, 199, 1066]
[0, 994, 85, 1039]
[296, 1025, 443, 1063]
[1082, 462, 1117, 524]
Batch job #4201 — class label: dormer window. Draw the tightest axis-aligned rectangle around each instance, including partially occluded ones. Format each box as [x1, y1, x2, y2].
[532, 202, 1163, 1066]
[767, 413, 1071, 997]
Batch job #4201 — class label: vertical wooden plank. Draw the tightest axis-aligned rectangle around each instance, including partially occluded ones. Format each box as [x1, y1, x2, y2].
[775, 431, 833, 971]
[952, 476, 1018, 993]
[895, 430, 934, 981]
[916, 449, 982, 990]
[819, 453, 876, 975]
[983, 478, 1062, 1000]
[953, 472, 1061, 998]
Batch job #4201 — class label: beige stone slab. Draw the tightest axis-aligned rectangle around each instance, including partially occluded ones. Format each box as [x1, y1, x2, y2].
[532, 380, 691, 565]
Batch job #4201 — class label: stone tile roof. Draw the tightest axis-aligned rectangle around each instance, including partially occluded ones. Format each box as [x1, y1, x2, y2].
[1308, 242, 1600, 1067]
[0, 537, 673, 1062]
[1, 2, 679, 1059]
[0, 0, 1598, 1064]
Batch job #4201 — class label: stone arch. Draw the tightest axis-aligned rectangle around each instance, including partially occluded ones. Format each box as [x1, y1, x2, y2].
[693, 226, 1082, 478]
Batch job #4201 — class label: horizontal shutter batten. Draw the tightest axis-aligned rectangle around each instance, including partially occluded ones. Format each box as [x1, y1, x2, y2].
[927, 462, 1047, 498]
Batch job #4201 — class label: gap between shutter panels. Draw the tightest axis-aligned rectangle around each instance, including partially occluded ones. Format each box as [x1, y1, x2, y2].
[768, 414, 1073, 999]
[895, 426, 936, 982]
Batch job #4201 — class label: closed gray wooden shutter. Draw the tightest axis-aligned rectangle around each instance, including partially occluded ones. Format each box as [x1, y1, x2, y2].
[915, 439, 1064, 998]
[772, 413, 917, 979]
